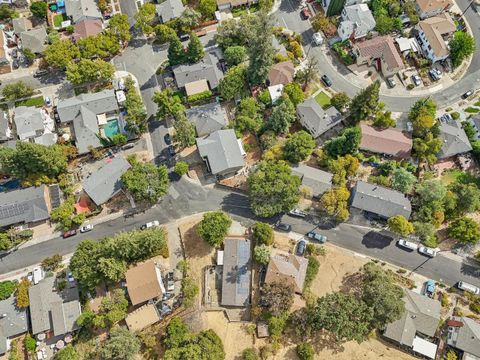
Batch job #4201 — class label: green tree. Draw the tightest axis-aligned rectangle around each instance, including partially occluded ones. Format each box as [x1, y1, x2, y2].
[152, 88, 185, 119]
[373, 109, 395, 129]
[30, 1, 47, 18]
[447, 217, 480, 244]
[296, 343, 315, 360]
[324, 127, 361, 158]
[175, 8, 202, 32]
[295, 57, 319, 90]
[224, 45, 247, 66]
[186, 34, 205, 63]
[41, 254, 62, 271]
[69, 240, 102, 291]
[260, 282, 294, 316]
[247, 160, 301, 217]
[98, 258, 127, 283]
[50, 197, 79, 230]
[446, 349, 458, 360]
[0, 233, 12, 251]
[122, 162, 169, 204]
[23, 48, 35, 63]
[330, 92, 350, 113]
[174, 161, 189, 176]
[163, 317, 191, 349]
[320, 186, 350, 222]
[414, 221, 436, 241]
[413, 132, 442, 165]
[0, 4, 18, 20]
[44, 40, 80, 69]
[134, 3, 157, 36]
[253, 244, 271, 265]
[78, 33, 121, 59]
[168, 36, 186, 66]
[243, 348, 260, 360]
[24, 334, 36, 352]
[391, 167, 417, 193]
[0, 281, 16, 300]
[1, 81, 33, 101]
[283, 82, 305, 107]
[219, 64, 247, 100]
[449, 182, 480, 217]
[449, 31, 476, 67]
[54, 345, 80, 360]
[155, 24, 178, 44]
[199, 0, 216, 18]
[252, 222, 273, 245]
[283, 130, 316, 163]
[181, 277, 199, 308]
[107, 13, 132, 43]
[173, 113, 196, 148]
[214, 16, 254, 48]
[101, 326, 140, 360]
[246, 13, 275, 84]
[388, 215, 414, 236]
[269, 98, 296, 134]
[197, 211, 232, 247]
[16, 279, 30, 308]
[347, 81, 380, 125]
[409, 98, 437, 137]
[66, 58, 115, 85]
[328, 154, 360, 186]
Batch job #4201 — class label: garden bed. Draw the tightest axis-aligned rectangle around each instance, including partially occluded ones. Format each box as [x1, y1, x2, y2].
[15, 96, 44, 108]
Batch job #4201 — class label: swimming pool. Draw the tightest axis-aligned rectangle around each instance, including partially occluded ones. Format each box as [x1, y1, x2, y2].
[104, 119, 120, 139]
[0, 179, 20, 193]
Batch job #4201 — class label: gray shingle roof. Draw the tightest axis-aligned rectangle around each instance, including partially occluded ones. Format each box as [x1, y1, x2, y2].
[297, 98, 343, 138]
[0, 111, 10, 142]
[186, 102, 227, 137]
[57, 90, 119, 154]
[351, 181, 412, 219]
[438, 118, 472, 159]
[0, 185, 50, 227]
[339, 4, 376, 39]
[196, 129, 245, 176]
[28, 276, 81, 336]
[173, 52, 224, 89]
[384, 289, 441, 347]
[221, 238, 251, 307]
[291, 164, 332, 197]
[20, 27, 47, 53]
[65, 0, 102, 23]
[447, 317, 480, 357]
[34, 133, 58, 146]
[14, 106, 44, 140]
[0, 296, 28, 351]
[156, 0, 185, 22]
[12, 17, 32, 34]
[82, 156, 131, 205]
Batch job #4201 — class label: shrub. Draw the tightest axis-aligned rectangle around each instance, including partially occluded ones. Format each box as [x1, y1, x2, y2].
[24, 334, 36, 352]
[187, 90, 212, 102]
[197, 211, 232, 247]
[423, 235, 438, 248]
[304, 256, 320, 290]
[441, 292, 450, 307]
[242, 348, 259, 360]
[296, 343, 314, 360]
[451, 111, 460, 120]
[174, 161, 189, 176]
[0, 281, 17, 300]
[252, 222, 274, 245]
[407, 84, 414, 90]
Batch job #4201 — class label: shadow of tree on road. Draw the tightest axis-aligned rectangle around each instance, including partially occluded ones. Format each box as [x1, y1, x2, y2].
[361, 231, 394, 249]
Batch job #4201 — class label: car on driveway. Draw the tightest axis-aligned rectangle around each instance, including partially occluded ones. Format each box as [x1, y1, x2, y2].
[397, 239, 418, 251]
[418, 246, 437, 257]
[300, 7, 311, 19]
[423, 280, 436, 298]
[168, 145, 175, 156]
[80, 224, 94, 233]
[307, 231, 327, 243]
[62, 229, 77, 238]
[140, 220, 160, 230]
[429, 68, 442, 81]
[386, 77, 396, 88]
[440, 113, 453, 122]
[275, 223, 291, 232]
[312, 32, 323, 46]
[321, 74, 332, 87]
[411, 75, 422, 86]
[296, 240, 306, 256]
[164, 133, 172, 145]
[288, 208, 307, 218]
[462, 90, 474, 99]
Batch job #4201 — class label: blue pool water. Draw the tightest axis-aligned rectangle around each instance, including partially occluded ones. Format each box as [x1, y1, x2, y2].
[0, 179, 20, 192]
[104, 119, 120, 139]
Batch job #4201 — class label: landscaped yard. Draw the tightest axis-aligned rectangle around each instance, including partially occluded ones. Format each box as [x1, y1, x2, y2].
[315, 91, 331, 109]
[15, 96, 44, 108]
[53, 13, 67, 27]
[232, 6, 248, 17]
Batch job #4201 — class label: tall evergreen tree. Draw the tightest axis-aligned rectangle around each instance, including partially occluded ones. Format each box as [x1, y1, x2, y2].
[186, 34, 205, 63]
[168, 37, 186, 66]
[246, 13, 275, 85]
[347, 80, 380, 125]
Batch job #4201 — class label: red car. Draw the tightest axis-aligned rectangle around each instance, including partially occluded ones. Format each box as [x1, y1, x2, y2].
[301, 7, 311, 20]
[62, 229, 77, 238]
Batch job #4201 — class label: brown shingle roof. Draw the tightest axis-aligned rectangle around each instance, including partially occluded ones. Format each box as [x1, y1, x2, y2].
[416, 0, 452, 13]
[268, 61, 295, 86]
[125, 260, 164, 306]
[359, 123, 412, 159]
[355, 36, 404, 72]
[265, 252, 308, 294]
[417, 13, 456, 58]
[73, 19, 103, 40]
[125, 304, 161, 331]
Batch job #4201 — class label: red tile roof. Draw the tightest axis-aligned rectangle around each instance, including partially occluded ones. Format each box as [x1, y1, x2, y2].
[360, 123, 412, 159]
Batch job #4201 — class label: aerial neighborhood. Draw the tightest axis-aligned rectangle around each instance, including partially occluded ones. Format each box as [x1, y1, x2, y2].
[0, 0, 479, 358]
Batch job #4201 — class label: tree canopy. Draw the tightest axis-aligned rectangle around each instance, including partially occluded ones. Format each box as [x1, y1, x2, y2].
[107, 14, 132, 43]
[66, 58, 115, 85]
[387, 215, 414, 236]
[197, 211, 232, 247]
[283, 131, 316, 163]
[246, 13, 275, 85]
[252, 222, 274, 245]
[391, 167, 417, 193]
[449, 31, 475, 68]
[44, 39, 81, 69]
[268, 98, 296, 134]
[1, 81, 34, 101]
[219, 65, 247, 100]
[121, 161, 169, 204]
[253, 244, 271, 265]
[320, 186, 350, 222]
[101, 326, 140, 360]
[134, 3, 157, 35]
[324, 127, 361, 158]
[447, 217, 480, 244]
[30, 1, 47, 18]
[260, 281, 294, 316]
[224, 46, 247, 66]
[347, 81, 380, 125]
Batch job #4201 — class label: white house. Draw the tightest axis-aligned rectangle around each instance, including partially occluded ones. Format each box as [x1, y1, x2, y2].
[337, 4, 376, 41]
[415, 13, 456, 62]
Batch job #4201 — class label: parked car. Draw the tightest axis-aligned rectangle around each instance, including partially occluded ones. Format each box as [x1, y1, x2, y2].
[12, 48, 18, 58]
[67, 272, 75, 283]
[44, 96, 52, 107]
[80, 224, 94, 233]
[397, 239, 418, 251]
[140, 220, 160, 230]
[296, 240, 306, 256]
[411, 74, 422, 86]
[307, 231, 327, 243]
[300, 7, 311, 19]
[321, 74, 332, 87]
[458, 281, 480, 295]
[53, 110, 61, 123]
[418, 246, 437, 257]
[288, 208, 307, 218]
[164, 133, 172, 145]
[12, 60, 19, 69]
[423, 279, 436, 298]
[121, 142, 135, 150]
[33, 69, 48, 78]
[167, 271, 174, 291]
[462, 90, 474, 99]
[168, 145, 175, 156]
[62, 229, 77, 238]
[429, 68, 442, 81]
[386, 77, 396, 88]
[312, 32, 323, 46]
[440, 113, 453, 122]
[275, 223, 292, 232]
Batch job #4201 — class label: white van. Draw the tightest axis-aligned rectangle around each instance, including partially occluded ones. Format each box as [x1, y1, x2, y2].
[312, 32, 323, 46]
[33, 267, 44, 285]
[458, 281, 480, 295]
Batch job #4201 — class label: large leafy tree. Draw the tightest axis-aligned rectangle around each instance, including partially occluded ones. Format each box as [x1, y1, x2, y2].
[78, 33, 121, 59]
[219, 65, 247, 100]
[134, 3, 156, 36]
[268, 98, 296, 134]
[44, 39, 80, 69]
[173, 112, 196, 148]
[66, 58, 115, 85]
[1, 81, 33, 101]
[413, 132, 442, 165]
[328, 155, 360, 186]
[155, 24, 178, 44]
[347, 81, 380, 125]
[253, 244, 271, 265]
[124, 77, 147, 135]
[448, 183, 480, 217]
[449, 31, 476, 67]
[320, 186, 350, 222]
[152, 88, 185, 119]
[214, 16, 254, 48]
[252, 222, 273, 245]
[324, 127, 361, 158]
[198, 0, 216, 18]
[30, 1, 47, 18]
[283, 82, 305, 107]
[330, 92, 350, 113]
[409, 98, 436, 137]
[387, 215, 414, 236]
[168, 36, 186, 66]
[283, 130, 316, 163]
[107, 14, 131, 43]
[246, 13, 275, 85]
[295, 57, 319, 91]
[391, 167, 417, 193]
[248, 160, 301, 217]
[186, 34, 204, 63]
[197, 211, 232, 247]
[121, 162, 169, 204]
[69, 240, 103, 291]
[175, 8, 202, 32]
[260, 282, 294, 316]
[101, 326, 140, 360]
[224, 45, 247, 66]
[447, 217, 480, 244]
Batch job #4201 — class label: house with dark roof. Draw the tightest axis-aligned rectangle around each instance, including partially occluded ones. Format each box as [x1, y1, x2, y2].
[360, 123, 413, 159]
[353, 36, 404, 77]
[267, 61, 295, 86]
[221, 238, 251, 307]
[265, 251, 308, 294]
[415, 13, 456, 62]
[72, 19, 103, 40]
[291, 164, 332, 198]
[297, 98, 343, 139]
[186, 102, 228, 137]
[81, 156, 131, 206]
[29, 276, 82, 338]
[0, 296, 28, 355]
[125, 260, 165, 306]
[156, 0, 185, 23]
[65, 0, 102, 23]
[196, 129, 245, 178]
[437, 116, 472, 159]
[447, 316, 480, 359]
[350, 181, 412, 219]
[416, 0, 453, 20]
[56, 90, 120, 154]
[384, 289, 441, 359]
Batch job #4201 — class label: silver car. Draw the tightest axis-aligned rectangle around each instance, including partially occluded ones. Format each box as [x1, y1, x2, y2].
[397, 239, 418, 251]
[418, 246, 437, 257]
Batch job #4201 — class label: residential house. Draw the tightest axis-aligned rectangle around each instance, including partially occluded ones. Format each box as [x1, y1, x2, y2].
[56, 90, 120, 154]
[383, 289, 441, 359]
[12, 17, 47, 54]
[65, 0, 102, 24]
[338, 4, 376, 41]
[0, 185, 60, 229]
[0, 296, 28, 355]
[322, 0, 368, 16]
[14, 106, 57, 145]
[186, 102, 228, 137]
[359, 123, 413, 159]
[81, 156, 131, 206]
[447, 317, 480, 359]
[72, 19, 104, 40]
[0, 111, 12, 142]
[156, 0, 185, 23]
[297, 98, 343, 139]
[265, 251, 308, 294]
[415, 0, 453, 19]
[395, 37, 421, 55]
[0, 30, 11, 74]
[119, 0, 144, 26]
[291, 164, 333, 198]
[196, 129, 245, 178]
[267, 61, 295, 86]
[173, 52, 224, 96]
[268, 84, 284, 104]
[216, 0, 257, 10]
[125, 304, 161, 331]
[221, 238, 251, 307]
[353, 36, 404, 77]
[29, 276, 82, 338]
[415, 13, 456, 63]
[350, 180, 412, 219]
[125, 260, 166, 306]
[437, 115, 472, 159]
[272, 36, 288, 58]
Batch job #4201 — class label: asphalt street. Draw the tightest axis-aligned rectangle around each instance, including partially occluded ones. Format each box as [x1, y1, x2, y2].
[1, 178, 479, 288]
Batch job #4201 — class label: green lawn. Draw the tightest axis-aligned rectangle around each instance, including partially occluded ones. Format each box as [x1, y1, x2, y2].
[53, 14, 66, 28]
[474, 101, 480, 107]
[441, 169, 462, 185]
[15, 96, 44, 108]
[232, 7, 248, 17]
[315, 91, 331, 109]
[465, 107, 480, 113]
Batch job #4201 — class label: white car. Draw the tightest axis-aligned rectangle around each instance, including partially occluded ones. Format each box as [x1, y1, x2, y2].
[67, 272, 75, 283]
[411, 74, 422, 86]
[397, 239, 419, 251]
[312, 32, 323, 46]
[458, 281, 480, 295]
[289, 208, 307, 218]
[80, 224, 94, 233]
[418, 246, 437, 257]
[44, 97, 52, 107]
[140, 220, 160, 230]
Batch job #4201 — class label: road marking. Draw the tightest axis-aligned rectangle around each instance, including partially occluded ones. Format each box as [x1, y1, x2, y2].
[282, 17, 288, 29]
